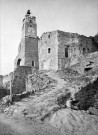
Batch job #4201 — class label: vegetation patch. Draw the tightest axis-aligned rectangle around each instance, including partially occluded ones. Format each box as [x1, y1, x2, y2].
[57, 92, 71, 108]
[74, 77, 98, 110]
[0, 86, 8, 99]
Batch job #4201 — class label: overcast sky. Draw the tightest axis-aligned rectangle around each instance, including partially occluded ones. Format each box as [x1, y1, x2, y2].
[0, 0, 98, 75]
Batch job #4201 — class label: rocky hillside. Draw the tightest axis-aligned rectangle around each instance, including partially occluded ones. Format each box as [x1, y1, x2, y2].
[0, 67, 98, 135]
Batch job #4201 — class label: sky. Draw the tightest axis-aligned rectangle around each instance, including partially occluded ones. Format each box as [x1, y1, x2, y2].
[0, 0, 98, 75]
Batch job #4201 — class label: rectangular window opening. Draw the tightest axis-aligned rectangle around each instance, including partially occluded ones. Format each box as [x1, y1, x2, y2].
[48, 48, 51, 53]
[32, 61, 34, 66]
[48, 35, 50, 38]
[65, 47, 68, 57]
[83, 48, 86, 54]
[30, 20, 32, 23]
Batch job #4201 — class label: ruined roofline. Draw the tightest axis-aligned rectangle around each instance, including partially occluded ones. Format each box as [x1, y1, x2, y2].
[26, 10, 36, 18]
[57, 30, 91, 38]
[23, 15, 36, 22]
[22, 10, 36, 22]
[40, 29, 90, 38]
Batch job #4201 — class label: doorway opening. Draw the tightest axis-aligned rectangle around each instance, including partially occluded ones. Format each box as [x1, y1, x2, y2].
[17, 59, 21, 67]
[32, 61, 35, 66]
[48, 48, 51, 53]
[65, 47, 68, 57]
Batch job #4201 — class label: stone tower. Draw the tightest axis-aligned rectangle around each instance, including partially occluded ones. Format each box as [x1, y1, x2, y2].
[14, 10, 39, 69]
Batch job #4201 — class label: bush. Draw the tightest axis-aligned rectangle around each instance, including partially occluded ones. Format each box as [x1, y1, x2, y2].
[0, 87, 8, 99]
[57, 92, 71, 108]
[74, 78, 98, 110]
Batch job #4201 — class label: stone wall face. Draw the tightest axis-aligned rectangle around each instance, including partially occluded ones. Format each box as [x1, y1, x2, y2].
[0, 75, 3, 86]
[25, 37, 39, 69]
[14, 37, 39, 69]
[71, 51, 98, 74]
[25, 21, 37, 38]
[57, 31, 96, 69]
[78, 35, 94, 54]
[12, 66, 32, 94]
[14, 38, 25, 68]
[70, 35, 95, 66]
[38, 31, 58, 70]
[2, 67, 32, 94]
[26, 70, 56, 92]
[58, 31, 81, 69]
[14, 12, 39, 70]
[3, 72, 13, 89]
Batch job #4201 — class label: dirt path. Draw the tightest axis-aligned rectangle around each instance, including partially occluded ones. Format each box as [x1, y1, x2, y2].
[0, 114, 35, 135]
[46, 71, 66, 88]
[0, 114, 61, 135]
[0, 121, 22, 135]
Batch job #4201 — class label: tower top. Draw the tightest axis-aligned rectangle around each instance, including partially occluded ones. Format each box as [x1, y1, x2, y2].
[26, 10, 31, 15]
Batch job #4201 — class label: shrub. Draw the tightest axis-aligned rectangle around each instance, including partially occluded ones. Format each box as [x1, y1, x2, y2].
[74, 77, 98, 110]
[0, 87, 8, 99]
[57, 92, 71, 108]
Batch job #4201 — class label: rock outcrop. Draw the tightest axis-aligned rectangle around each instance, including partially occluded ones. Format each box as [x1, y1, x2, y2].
[49, 109, 98, 135]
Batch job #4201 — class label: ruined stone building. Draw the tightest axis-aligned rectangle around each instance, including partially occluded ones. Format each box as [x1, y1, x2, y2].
[39, 31, 96, 70]
[1, 10, 98, 93]
[14, 10, 97, 71]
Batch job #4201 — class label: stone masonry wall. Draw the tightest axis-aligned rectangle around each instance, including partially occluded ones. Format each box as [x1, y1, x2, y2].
[3, 72, 13, 89]
[14, 37, 39, 69]
[2, 67, 32, 94]
[25, 37, 39, 69]
[26, 70, 56, 92]
[70, 35, 96, 66]
[57, 31, 79, 69]
[14, 38, 25, 68]
[12, 66, 32, 94]
[70, 51, 98, 74]
[57, 31, 96, 69]
[0, 75, 3, 86]
[14, 11, 38, 69]
[38, 31, 58, 70]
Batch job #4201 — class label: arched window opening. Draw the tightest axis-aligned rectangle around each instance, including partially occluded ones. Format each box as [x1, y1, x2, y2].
[48, 35, 50, 38]
[65, 47, 68, 57]
[83, 48, 86, 54]
[17, 59, 21, 67]
[32, 61, 35, 66]
[48, 48, 51, 53]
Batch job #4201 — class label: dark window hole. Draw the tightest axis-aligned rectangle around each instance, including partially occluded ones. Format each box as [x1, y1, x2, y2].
[84, 68, 92, 72]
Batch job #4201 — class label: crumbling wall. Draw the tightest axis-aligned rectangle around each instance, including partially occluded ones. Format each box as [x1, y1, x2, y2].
[25, 37, 39, 69]
[78, 35, 94, 54]
[57, 31, 80, 69]
[82, 51, 98, 70]
[38, 31, 58, 70]
[2, 67, 32, 94]
[26, 70, 56, 92]
[14, 37, 39, 69]
[57, 31, 96, 69]
[70, 35, 95, 66]
[14, 38, 25, 68]
[0, 75, 3, 86]
[39, 30, 97, 71]
[12, 66, 32, 94]
[90, 34, 98, 50]
[71, 51, 98, 74]
[3, 72, 13, 89]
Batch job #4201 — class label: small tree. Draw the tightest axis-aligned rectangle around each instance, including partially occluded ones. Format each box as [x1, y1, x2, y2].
[74, 78, 98, 110]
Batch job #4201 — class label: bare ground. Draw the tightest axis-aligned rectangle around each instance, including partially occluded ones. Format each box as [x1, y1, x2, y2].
[0, 69, 98, 135]
[0, 113, 61, 135]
